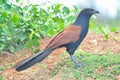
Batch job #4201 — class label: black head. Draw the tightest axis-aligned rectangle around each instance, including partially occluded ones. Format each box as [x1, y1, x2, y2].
[73, 8, 99, 26]
[80, 8, 99, 16]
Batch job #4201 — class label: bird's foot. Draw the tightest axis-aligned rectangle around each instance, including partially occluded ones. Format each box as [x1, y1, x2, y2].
[73, 63, 83, 69]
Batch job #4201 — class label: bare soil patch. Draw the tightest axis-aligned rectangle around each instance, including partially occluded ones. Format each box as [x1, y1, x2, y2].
[0, 32, 120, 80]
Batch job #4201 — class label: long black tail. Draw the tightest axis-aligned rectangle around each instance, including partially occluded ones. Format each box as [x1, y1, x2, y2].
[15, 49, 53, 71]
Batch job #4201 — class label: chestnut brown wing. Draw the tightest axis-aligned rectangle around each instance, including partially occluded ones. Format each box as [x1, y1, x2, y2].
[46, 25, 82, 49]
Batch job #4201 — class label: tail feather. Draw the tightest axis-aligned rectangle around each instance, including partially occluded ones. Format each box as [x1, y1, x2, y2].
[15, 49, 53, 71]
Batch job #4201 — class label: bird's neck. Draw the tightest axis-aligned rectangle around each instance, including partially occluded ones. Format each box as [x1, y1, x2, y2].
[73, 14, 91, 30]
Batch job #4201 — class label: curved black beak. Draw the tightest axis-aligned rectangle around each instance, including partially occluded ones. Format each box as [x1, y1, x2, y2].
[92, 10, 100, 14]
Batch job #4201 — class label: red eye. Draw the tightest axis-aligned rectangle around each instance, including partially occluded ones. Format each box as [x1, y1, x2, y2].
[88, 10, 91, 13]
[88, 9, 93, 13]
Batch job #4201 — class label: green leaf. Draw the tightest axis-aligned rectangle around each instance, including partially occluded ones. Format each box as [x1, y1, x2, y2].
[11, 13, 19, 23]
[34, 33, 40, 38]
[53, 4, 61, 13]
[16, 0, 20, 2]
[29, 29, 34, 40]
[110, 27, 117, 32]
[73, 5, 78, 12]
[59, 18, 65, 29]
[52, 17, 59, 22]
[62, 6, 70, 14]
[4, 3, 11, 9]
[2, 12, 8, 18]
[104, 34, 109, 41]
[48, 29, 55, 36]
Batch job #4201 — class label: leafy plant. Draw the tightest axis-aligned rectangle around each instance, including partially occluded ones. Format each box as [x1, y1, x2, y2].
[0, 1, 78, 53]
[0, 3, 28, 53]
[90, 18, 117, 41]
[98, 26, 117, 41]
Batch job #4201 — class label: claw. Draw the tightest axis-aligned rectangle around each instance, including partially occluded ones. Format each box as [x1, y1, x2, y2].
[74, 63, 83, 69]
[70, 55, 83, 68]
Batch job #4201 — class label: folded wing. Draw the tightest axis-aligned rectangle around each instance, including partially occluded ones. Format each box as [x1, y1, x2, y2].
[46, 25, 82, 49]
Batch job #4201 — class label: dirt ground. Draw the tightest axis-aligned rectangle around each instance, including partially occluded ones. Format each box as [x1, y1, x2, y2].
[0, 32, 120, 80]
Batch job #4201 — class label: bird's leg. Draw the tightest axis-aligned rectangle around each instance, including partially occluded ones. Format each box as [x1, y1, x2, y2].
[70, 55, 83, 68]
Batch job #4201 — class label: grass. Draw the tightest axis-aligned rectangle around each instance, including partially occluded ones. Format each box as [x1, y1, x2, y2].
[0, 76, 4, 80]
[0, 66, 6, 73]
[51, 50, 120, 80]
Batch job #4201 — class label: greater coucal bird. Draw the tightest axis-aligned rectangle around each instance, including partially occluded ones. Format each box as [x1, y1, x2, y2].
[15, 8, 99, 71]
